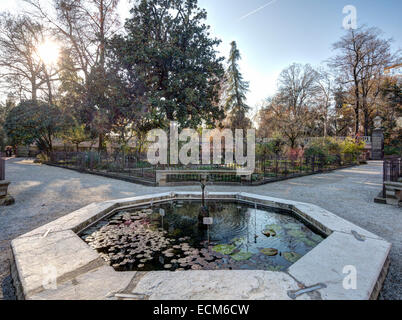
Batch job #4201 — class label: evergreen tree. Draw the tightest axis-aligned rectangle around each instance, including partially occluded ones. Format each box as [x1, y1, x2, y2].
[109, 0, 225, 129]
[223, 41, 251, 130]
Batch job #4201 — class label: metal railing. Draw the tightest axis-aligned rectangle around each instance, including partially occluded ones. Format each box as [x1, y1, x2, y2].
[46, 150, 360, 186]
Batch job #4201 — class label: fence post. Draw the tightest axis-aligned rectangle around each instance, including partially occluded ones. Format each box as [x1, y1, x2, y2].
[0, 158, 5, 181]
[312, 156, 315, 173]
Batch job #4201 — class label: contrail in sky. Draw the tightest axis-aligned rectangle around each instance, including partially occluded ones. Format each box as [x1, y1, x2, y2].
[239, 0, 278, 21]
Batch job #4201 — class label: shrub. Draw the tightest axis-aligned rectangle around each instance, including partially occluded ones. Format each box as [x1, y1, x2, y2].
[36, 153, 49, 163]
[340, 137, 365, 158]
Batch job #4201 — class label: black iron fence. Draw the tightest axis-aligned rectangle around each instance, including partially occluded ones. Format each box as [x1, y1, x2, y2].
[383, 157, 401, 182]
[48, 151, 158, 183]
[46, 151, 359, 185]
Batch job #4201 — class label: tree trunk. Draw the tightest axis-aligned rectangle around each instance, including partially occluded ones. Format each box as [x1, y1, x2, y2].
[31, 79, 37, 101]
[354, 85, 360, 134]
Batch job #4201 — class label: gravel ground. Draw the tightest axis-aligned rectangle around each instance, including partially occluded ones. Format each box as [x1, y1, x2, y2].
[0, 158, 400, 300]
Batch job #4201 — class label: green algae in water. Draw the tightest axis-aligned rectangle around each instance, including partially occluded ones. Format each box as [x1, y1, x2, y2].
[301, 238, 316, 247]
[283, 252, 302, 263]
[310, 234, 323, 243]
[266, 265, 285, 272]
[212, 244, 236, 255]
[231, 251, 253, 261]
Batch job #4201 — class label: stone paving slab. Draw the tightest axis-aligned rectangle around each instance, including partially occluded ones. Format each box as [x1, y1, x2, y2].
[129, 270, 313, 300]
[288, 231, 391, 300]
[11, 230, 104, 298]
[28, 266, 136, 300]
[18, 202, 119, 239]
[292, 203, 385, 240]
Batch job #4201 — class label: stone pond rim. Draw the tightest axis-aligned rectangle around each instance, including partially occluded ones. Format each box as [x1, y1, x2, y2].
[10, 192, 391, 300]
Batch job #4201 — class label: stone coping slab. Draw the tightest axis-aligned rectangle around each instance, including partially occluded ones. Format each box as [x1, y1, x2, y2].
[11, 192, 391, 300]
[288, 232, 391, 300]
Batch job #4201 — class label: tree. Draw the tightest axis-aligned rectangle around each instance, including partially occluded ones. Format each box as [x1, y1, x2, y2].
[272, 63, 319, 148]
[329, 26, 394, 135]
[60, 119, 91, 151]
[222, 41, 251, 131]
[359, 29, 394, 136]
[315, 69, 334, 137]
[0, 14, 58, 102]
[4, 100, 65, 154]
[379, 76, 402, 152]
[0, 96, 16, 151]
[110, 0, 225, 129]
[26, 0, 122, 150]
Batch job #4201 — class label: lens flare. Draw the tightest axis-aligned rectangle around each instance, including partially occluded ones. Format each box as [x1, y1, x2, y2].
[36, 40, 60, 65]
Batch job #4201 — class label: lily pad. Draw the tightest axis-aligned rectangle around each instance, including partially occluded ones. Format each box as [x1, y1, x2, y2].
[212, 244, 236, 255]
[230, 251, 253, 261]
[260, 248, 278, 256]
[262, 229, 277, 237]
[283, 252, 302, 263]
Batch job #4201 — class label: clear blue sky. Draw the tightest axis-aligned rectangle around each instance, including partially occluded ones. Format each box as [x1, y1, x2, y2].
[197, 0, 402, 116]
[1, 0, 401, 115]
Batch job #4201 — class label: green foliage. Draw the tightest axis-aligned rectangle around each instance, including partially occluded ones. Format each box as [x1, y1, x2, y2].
[60, 119, 91, 151]
[304, 137, 363, 164]
[109, 0, 225, 129]
[304, 144, 328, 158]
[256, 134, 286, 158]
[340, 137, 365, 157]
[4, 100, 65, 154]
[384, 145, 402, 156]
[223, 41, 251, 130]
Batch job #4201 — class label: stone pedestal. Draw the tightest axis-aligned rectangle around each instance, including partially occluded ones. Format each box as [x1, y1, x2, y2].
[0, 180, 14, 206]
[371, 129, 384, 160]
[0, 180, 10, 197]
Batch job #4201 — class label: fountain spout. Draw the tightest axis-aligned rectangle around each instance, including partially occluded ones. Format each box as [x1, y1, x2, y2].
[198, 174, 210, 227]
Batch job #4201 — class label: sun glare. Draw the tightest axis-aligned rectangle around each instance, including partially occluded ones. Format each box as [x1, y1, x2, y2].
[36, 40, 60, 66]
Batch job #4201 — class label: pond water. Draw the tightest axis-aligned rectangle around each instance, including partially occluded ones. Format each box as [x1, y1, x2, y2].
[80, 201, 325, 272]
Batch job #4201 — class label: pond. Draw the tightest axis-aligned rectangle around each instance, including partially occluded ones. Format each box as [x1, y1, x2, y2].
[80, 201, 325, 272]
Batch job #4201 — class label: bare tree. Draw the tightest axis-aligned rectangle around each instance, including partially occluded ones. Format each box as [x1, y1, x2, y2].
[275, 63, 319, 147]
[359, 29, 394, 136]
[315, 68, 334, 137]
[329, 26, 395, 135]
[0, 14, 57, 102]
[25, 0, 120, 83]
[25, 0, 121, 150]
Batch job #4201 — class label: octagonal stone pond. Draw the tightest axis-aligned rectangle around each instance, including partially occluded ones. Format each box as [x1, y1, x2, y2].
[11, 192, 391, 300]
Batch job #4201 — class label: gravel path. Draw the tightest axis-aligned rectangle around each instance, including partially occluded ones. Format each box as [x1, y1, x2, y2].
[0, 158, 400, 300]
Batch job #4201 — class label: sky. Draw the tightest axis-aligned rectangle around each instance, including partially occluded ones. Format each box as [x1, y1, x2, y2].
[1, 0, 401, 117]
